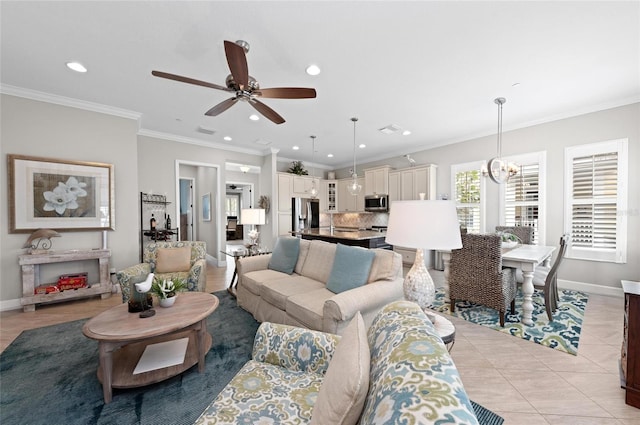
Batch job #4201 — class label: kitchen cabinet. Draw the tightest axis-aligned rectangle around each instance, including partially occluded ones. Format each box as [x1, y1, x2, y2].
[388, 171, 401, 204]
[337, 177, 365, 212]
[292, 175, 320, 197]
[400, 164, 437, 200]
[320, 180, 337, 212]
[364, 165, 392, 196]
[277, 212, 292, 236]
[277, 173, 293, 212]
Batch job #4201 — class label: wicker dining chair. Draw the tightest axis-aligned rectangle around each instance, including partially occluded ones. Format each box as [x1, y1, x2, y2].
[495, 226, 534, 245]
[449, 233, 517, 327]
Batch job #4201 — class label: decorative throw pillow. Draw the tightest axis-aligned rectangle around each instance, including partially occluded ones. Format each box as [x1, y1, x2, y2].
[310, 312, 370, 425]
[268, 237, 300, 274]
[155, 247, 191, 273]
[326, 244, 375, 294]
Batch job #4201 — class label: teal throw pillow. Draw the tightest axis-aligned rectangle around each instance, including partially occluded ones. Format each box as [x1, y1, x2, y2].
[326, 244, 375, 294]
[268, 237, 300, 274]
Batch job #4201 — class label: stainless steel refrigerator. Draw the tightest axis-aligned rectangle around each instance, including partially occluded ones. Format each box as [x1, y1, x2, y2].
[292, 197, 320, 232]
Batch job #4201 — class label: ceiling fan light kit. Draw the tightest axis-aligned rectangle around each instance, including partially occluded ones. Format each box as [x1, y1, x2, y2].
[347, 117, 362, 196]
[486, 97, 518, 184]
[152, 40, 317, 125]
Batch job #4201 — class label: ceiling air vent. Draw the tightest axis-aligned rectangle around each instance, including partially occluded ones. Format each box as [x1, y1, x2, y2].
[255, 139, 271, 146]
[197, 125, 216, 135]
[379, 124, 402, 135]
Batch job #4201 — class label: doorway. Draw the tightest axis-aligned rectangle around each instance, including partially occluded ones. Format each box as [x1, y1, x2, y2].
[179, 178, 194, 241]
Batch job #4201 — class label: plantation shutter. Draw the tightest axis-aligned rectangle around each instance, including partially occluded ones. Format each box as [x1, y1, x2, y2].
[504, 163, 540, 243]
[454, 169, 481, 234]
[571, 152, 618, 250]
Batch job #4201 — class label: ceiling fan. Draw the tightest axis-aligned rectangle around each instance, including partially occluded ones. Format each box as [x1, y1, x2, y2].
[152, 40, 317, 124]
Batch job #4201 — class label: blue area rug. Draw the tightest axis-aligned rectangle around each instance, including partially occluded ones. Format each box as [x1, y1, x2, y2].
[430, 287, 588, 355]
[1, 291, 503, 424]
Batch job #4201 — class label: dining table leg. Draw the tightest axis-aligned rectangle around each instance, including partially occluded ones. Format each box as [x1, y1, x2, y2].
[521, 266, 535, 326]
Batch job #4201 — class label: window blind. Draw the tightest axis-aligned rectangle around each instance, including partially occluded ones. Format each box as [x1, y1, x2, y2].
[504, 163, 540, 242]
[455, 170, 481, 233]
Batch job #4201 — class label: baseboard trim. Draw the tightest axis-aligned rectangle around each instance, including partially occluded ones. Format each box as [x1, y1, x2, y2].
[558, 279, 623, 298]
[0, 298, 23, 312]
[206, 254, 224, 267]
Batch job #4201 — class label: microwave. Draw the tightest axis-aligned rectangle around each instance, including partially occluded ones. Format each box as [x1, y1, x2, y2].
[364, 194, 389, 212]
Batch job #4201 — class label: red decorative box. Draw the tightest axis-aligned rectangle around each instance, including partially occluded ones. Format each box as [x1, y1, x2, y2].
[57, 273, 88, 290]
[35, 285, 60, 295]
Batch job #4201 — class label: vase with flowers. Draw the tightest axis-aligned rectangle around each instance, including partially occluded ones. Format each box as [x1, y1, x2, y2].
[151, 277, 187, 307]
[246, 229, 260, 254]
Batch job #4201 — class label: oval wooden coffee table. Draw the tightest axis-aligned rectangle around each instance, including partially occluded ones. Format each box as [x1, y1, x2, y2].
[83, 292, 219, 403]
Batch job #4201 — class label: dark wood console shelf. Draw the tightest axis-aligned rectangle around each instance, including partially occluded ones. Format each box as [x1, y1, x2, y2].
[621, 280, 640, 409]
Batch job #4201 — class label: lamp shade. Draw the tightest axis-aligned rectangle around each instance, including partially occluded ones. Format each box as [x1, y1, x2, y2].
[240, 208, 266, 225]
[385, 200, 462, 250]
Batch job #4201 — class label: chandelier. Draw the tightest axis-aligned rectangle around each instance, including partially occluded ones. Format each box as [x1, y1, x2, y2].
[309, 135, 318, 198]
[347, 117, 362, 195]
[486, 97, 518, 184]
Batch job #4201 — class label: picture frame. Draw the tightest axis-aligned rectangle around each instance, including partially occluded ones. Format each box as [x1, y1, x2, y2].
[8, 154, 115, 233]
[202, 192, 211, 222]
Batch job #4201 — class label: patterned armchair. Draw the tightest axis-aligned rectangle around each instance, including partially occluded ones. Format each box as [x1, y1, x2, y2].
[449, 233, 516, 327]
[496, 225, 534, 244]
[116, 241, 207, 303]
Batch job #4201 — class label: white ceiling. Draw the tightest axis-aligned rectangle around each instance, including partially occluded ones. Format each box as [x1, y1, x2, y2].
[2, 1, 638, 169]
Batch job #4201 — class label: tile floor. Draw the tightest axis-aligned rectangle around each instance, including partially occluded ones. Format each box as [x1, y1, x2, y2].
[1, 263, 638, 424]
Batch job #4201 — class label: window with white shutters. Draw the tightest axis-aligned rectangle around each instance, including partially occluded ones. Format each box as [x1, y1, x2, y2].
[451, 161, 485, 234]
[500, 152, 546, 245]
[564, 139, 628, 263]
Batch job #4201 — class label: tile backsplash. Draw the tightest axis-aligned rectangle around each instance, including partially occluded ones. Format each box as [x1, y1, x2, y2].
[319, 212, 388, 229]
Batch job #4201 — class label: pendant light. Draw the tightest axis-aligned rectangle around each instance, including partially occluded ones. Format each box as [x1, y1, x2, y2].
[487, 97, 518, 184]
[309, 135, 318, 198]
[347, 117, 362, 195]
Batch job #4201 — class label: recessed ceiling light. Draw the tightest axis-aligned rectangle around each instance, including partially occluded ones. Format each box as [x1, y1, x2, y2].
[249, 114, 260, 121]
[223, 136, 232, 141]
[327, 153, 334, 158]
[305, 64, 321, 76]
[359, 144, 366, 148]
[402, 130, 411, 136]
[66, 61, 87, 73]
[292, 146, 300, 150]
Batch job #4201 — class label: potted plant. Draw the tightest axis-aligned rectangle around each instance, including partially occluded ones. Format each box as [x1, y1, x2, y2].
[499, 232, 521, 249]
[151, 277, 187, 307]
[287, 160, 308, 176]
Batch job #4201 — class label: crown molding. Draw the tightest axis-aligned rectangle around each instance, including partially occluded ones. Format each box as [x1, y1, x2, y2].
[0, 84, 141, 120]
[138, 129, 267, 156]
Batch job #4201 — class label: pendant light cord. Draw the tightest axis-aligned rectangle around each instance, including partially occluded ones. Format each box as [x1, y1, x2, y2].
[351, 117, 358, 176]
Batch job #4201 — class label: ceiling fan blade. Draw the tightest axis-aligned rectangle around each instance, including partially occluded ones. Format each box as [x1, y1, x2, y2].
[255, 87, 317, 99]
[224, 40, 249, 90]
[249, 99, 285, 124]
[204, 97, 239, 116]
[151, 70, 231, 92]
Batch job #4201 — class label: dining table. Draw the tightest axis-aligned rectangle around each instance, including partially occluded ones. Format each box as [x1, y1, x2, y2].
[440, 244, 556, 325]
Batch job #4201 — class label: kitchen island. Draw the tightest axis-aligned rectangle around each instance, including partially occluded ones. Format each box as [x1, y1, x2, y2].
[293, 228, 391, 249]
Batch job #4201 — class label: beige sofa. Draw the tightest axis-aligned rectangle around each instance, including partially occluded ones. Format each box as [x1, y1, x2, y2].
[236, 238, 404, 334]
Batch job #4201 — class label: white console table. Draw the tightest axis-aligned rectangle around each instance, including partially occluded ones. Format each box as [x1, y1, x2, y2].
[19, 249, 112, 312]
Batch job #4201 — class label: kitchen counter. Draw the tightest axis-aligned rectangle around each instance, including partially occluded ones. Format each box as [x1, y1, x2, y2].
[292, 228, 392, 249]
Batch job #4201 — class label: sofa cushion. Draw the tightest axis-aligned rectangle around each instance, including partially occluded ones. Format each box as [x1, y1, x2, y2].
[301, 240, 337, 283]
[294, 239, 311, 275]
[286, 288, 335, 330]
[310, 312, 370, 425]
[242, 269, 292, 296]
[260, 276, 325, 310]
[367, 248, 400, 283]
[155, 247, 191, 273]
[194, 359, 323, 424]
[326, 244, 375, 294]
[268, 236, 300, 274]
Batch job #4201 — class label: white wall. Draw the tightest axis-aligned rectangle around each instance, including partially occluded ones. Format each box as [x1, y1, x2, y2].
[0, 95, 139, 305]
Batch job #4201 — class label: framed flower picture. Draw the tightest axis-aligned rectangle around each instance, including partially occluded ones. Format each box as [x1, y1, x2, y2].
[7, 154, 115, 232]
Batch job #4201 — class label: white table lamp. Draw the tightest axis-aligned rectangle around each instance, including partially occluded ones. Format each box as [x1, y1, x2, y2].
[385, 200, 462, 310]
[240, 208, 266, 251]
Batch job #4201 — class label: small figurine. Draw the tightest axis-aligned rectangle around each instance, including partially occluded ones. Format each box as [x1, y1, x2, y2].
[23, 228, 61, 251]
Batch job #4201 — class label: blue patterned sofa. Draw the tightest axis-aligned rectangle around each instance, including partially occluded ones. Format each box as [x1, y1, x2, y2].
[194, 300, 478, 424]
